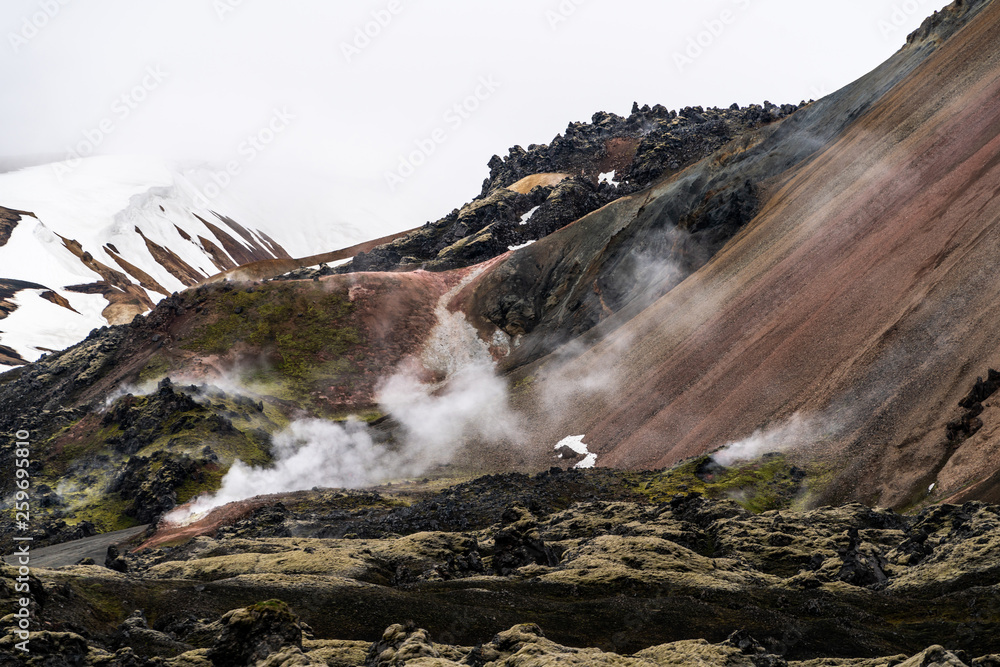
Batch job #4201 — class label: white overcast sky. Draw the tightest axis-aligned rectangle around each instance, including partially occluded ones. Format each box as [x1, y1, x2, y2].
[1, 0, 951, 248]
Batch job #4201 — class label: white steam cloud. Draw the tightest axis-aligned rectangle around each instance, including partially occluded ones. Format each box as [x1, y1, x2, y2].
[165, 269, 520, 525]
[711, 413, 819, 467]
[379, 362, 518, 463]
[536, 224, 699, 413]
[182, 419, 383, 513]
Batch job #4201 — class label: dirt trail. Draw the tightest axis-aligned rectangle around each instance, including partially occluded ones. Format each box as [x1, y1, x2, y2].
[3, 525, 149, 569]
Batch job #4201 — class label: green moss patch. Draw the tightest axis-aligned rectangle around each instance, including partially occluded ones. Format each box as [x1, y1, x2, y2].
[137, 355, 170, 384]
[175, 464, 226, 505]
[187, 283, 361, 384]
[625, 454, 809, 513]
[67, 494, 140, 533]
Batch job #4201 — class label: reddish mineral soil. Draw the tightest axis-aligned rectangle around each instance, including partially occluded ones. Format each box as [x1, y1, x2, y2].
[517, 1, 1000, 508]
[136, 495, 282, 551]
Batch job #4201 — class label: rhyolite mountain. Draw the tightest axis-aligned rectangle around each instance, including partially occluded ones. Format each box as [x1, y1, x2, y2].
[5, 0, 1000, 664]
[0, 156, 410, 370]
[0, 156, 297, 368]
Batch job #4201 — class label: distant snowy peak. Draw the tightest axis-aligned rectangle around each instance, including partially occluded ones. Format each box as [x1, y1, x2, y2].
[0, 156, 293, 368]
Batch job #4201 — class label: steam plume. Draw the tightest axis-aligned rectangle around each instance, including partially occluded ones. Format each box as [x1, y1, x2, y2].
[711, 413, 819, 467]
[164, 269, 519, 524]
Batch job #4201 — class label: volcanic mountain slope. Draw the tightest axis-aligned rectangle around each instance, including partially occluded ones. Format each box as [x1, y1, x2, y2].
[460, 0, 994, 364]
[0, 156, 294, 368]
[2, 0, 998, 542]
[451, 0, 1000, 510]
[0, 99, 811, 537]
[328, 102, 802, 276]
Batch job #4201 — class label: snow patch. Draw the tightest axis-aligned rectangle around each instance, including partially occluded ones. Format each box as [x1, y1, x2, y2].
[507, 241, 535, 252]
[0, 288, 106, 364]
[599, 171, 620, 187]
[555, 435, 597, 469]
[519, 206, 540, 225]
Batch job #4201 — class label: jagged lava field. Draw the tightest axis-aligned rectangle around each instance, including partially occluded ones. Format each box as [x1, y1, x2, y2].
[6, 0, 1000, 665]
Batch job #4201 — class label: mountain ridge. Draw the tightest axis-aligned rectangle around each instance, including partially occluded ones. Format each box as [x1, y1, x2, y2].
[0, 157, 295, 367]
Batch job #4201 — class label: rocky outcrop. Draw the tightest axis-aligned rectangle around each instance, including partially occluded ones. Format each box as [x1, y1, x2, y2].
[906, 0, 993, 45]
[206, 600, 304, 666]
[112, 609, 193, 657]
[0, 366, 279, 541]
[0, 206, 31, 247]
[488, 506, 558, 576]
[480, 103, 801, 197]
[366, 623, 443, 666]
[329, 102, 801, 277]
[111, 451, 206, 524]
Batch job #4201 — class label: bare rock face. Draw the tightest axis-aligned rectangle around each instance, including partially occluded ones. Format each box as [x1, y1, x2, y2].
[0, 206, 29, 247]
[331, 102, 801, 278]
[112, 610, 193, 658]
[491, 506, 558, 576]
[0, 631, 92, 666]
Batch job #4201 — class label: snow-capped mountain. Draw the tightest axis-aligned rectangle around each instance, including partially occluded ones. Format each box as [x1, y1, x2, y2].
[0, 156, 294, 368]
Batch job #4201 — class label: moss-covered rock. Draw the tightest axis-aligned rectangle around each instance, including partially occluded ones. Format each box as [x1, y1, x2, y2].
[205, 599, 303, 667]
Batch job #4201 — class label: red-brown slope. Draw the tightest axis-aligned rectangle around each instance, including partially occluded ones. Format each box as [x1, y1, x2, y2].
[526, 0, 1000, 508]
[110, 269, 470, 417]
